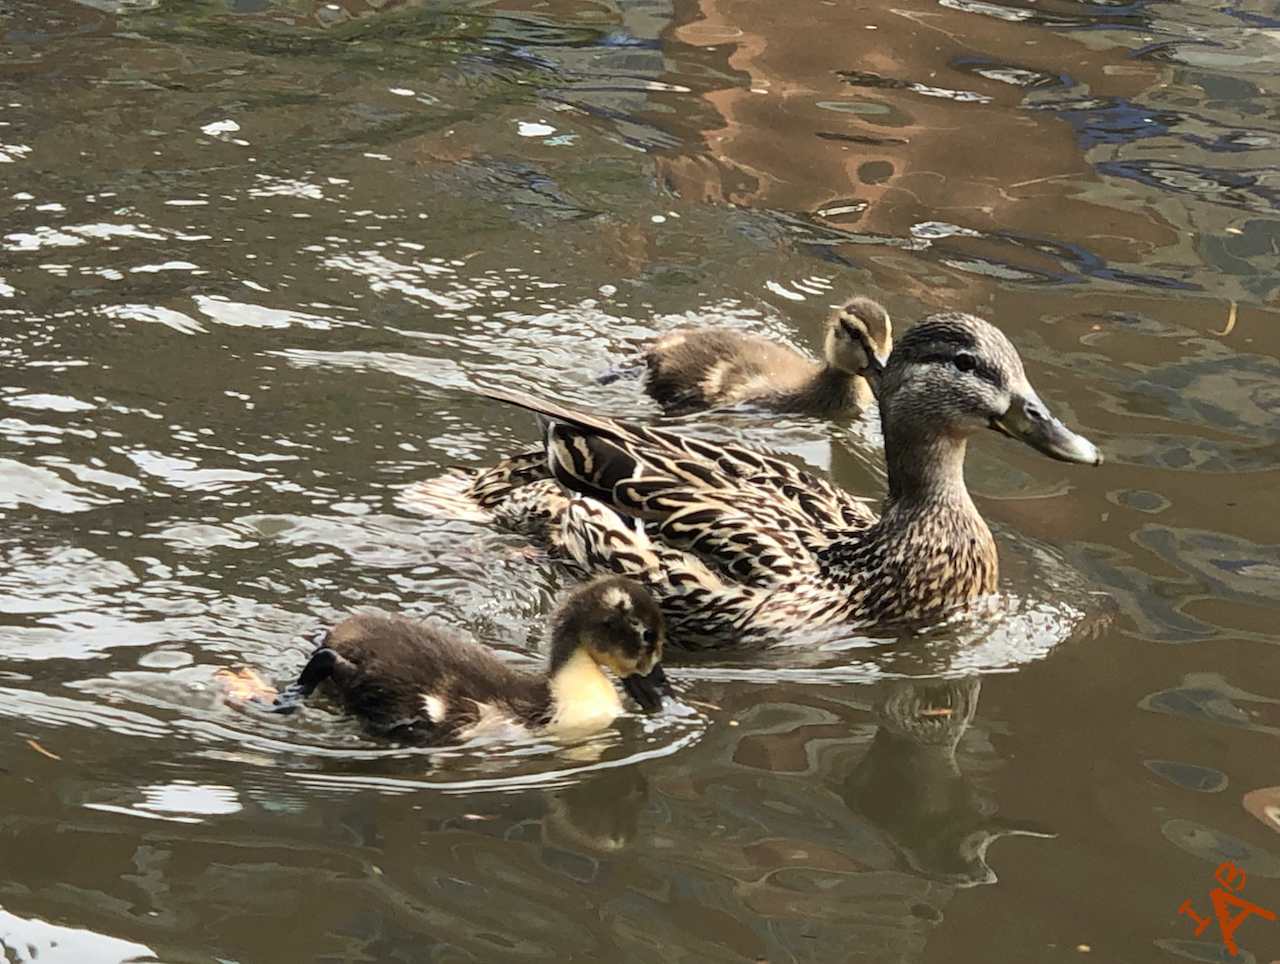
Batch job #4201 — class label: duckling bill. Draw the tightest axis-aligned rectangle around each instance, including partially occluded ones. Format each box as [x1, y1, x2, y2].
[631, 296, 892, 416]
[272, 576, 667, 745]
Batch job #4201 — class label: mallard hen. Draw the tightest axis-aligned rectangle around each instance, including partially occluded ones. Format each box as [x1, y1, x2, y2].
[271, 575, 667, 744]
[405, 313, 1101, 648]
[619, 296, 892, 416]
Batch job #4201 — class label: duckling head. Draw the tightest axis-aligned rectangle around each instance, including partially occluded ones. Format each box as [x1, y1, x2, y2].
[823, 296, 893, 377]
[548, 576, 666, 711]
[880, 312, 1102, 466]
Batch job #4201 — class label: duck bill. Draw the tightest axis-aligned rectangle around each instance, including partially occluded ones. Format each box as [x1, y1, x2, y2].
[857, 352, 889, 403]
[991, 389, 1103, 465]
[622, 664, 668, 713]
[863, 350, 890, 380]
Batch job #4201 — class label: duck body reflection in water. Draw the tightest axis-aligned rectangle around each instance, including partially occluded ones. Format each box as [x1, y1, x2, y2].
[843, 678, 1054, 886]
[544, 764, 652, 854]
[406, 313, 1101, 648]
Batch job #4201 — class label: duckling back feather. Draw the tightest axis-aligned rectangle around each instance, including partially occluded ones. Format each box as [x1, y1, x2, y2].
[320, 613, 551, 742]
[636, 297, 892, 416]
[644, 329, 822, 415]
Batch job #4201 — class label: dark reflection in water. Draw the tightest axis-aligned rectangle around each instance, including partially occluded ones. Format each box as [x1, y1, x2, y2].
[545, 763, 651, 853]
[843, 678, 1053, 888]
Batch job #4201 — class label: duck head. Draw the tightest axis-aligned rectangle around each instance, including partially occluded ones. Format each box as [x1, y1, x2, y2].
[880, 312, 1102, 466]
[549, 575, 666, 712]
[824, 295, 893, 378]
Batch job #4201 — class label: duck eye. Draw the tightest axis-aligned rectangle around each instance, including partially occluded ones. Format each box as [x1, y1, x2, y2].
[953, 352, 977, 373]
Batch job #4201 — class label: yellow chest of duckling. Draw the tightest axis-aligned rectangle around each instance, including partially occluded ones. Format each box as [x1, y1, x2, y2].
[547, 649, 624, 735]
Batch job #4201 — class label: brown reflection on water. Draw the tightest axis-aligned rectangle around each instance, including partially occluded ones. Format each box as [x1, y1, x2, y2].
[660, 0, 1182, 304]
[987, 285, 1280, 644]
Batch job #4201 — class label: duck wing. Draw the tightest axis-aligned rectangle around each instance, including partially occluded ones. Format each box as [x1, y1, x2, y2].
[555, 496, 771, 645]
[478, 389, 875, 547]
[400, 451, 569, 543]
[545, 424, 814, 584]
[554, 497, 862, 646]
[479, 390, 863, 585]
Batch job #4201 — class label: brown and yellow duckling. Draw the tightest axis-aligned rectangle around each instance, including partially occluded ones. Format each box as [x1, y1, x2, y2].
[406, 312, 1101, 648]
[271, 575, 667, 744]
[633, 296, 893, 416]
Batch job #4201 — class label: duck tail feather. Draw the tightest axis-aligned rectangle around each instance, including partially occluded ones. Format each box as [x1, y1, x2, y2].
[472, 450, 552, 507]
[476, 388, 628, 439]
[398, 469, 493, 523]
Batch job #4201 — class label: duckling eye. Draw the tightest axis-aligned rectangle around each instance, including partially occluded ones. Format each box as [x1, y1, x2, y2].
[952, 352, 977, 373]
[839, 319, 870, 349]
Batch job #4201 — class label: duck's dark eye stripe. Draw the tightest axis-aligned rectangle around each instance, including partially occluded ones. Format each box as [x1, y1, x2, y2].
[839, 319, 868, 345]
[961, 358, 1003, 386]
[915, 351, 1003, 387]
[971, 361, 1004, 386]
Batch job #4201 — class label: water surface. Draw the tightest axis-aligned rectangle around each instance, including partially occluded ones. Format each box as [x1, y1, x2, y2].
[2, 0, 1279, 961]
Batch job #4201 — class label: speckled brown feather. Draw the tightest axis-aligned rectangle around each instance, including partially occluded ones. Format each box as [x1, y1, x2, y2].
[403, 390, 989, 647]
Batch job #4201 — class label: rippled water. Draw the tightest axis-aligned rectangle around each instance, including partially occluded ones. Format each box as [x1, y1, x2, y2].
[2, 0, 1279, 961]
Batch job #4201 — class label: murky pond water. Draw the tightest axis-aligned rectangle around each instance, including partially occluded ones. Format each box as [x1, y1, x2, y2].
[3, 0, 1280, 961]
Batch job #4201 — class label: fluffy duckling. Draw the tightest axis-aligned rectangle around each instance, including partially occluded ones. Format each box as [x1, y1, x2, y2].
[636, 296, 892, 416]
[272, 575, 666, 744]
